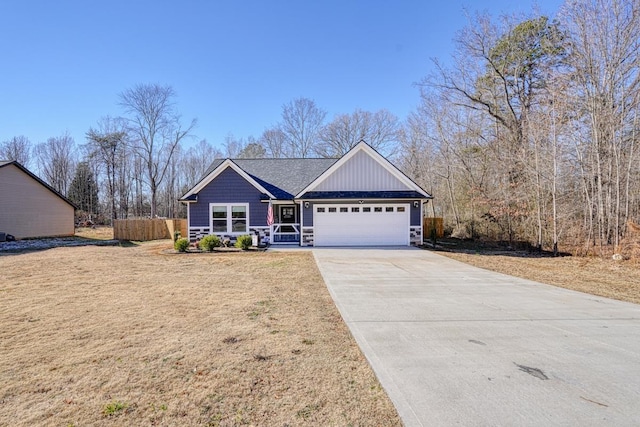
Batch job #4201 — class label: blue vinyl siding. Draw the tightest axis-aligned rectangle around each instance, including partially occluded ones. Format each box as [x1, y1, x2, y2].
[189, 167, 267, 227]
[410, 201, 421, 226]
[303, 202, 314, 227]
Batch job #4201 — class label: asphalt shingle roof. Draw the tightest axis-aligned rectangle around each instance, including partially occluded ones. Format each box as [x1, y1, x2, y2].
[201, 158, 338, 199]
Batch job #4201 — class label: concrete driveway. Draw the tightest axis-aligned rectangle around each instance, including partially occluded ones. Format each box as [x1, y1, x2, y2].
[313, 248, 640, 426]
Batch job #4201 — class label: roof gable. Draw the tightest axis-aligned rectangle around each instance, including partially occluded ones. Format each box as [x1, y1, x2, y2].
[312, 149, 408, 192]
[182, 157, 337, 201]
[0, 160, 77, 209]
[180, 159, 276, 201]
[296, 141, 431, 198]
[179, 142, 431, 202]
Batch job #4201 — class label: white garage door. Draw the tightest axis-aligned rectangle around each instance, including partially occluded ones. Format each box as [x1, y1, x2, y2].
[313, 204, 410, 246]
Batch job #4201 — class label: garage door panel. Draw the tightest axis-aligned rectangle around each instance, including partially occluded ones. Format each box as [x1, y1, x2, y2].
[314, 204, 409, 246]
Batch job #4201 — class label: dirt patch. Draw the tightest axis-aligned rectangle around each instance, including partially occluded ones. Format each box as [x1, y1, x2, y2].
[430, 238, 640, 305]
[0, 242, 401, 426]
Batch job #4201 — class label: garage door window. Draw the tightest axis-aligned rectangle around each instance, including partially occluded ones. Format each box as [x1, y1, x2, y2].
[374, 207, 382, 212]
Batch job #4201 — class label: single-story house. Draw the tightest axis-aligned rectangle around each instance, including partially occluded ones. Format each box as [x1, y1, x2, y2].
[0, 160, 76, 239]
[179, 141, 432, 246]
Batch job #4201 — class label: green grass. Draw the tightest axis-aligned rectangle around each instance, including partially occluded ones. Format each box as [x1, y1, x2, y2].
[103, 401, 128, 416]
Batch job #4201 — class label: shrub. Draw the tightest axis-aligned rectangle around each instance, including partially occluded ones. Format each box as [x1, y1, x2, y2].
[199, 234, 220, 251]
[174, 237, 190, 252]
[235, 235, 253, 250]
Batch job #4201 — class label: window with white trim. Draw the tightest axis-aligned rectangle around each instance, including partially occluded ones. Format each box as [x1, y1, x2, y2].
[210, 204, 248, 233]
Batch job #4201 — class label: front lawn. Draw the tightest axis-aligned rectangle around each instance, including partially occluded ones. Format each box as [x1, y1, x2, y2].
[0, 243, 400, 426]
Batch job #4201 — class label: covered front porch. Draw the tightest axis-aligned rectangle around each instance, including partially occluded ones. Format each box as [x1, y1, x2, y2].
[270, 203, 300, 244]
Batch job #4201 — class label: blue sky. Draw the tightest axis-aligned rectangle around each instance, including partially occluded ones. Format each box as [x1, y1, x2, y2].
[0, 0, 564, 153]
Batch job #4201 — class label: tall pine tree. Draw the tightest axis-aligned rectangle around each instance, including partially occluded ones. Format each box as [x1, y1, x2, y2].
[68, 162, 99, 214]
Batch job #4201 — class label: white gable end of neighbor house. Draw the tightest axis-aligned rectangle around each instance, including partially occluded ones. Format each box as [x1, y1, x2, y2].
[312, 149, 409, 192]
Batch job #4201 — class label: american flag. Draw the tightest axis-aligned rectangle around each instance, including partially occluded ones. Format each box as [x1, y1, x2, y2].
[267, 199, 274, 226]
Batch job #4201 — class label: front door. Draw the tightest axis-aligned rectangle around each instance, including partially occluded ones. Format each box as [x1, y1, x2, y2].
[279, 206, 296, 232]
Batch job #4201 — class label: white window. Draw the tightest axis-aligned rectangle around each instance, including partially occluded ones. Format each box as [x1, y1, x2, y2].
[210, 204, 249, 234]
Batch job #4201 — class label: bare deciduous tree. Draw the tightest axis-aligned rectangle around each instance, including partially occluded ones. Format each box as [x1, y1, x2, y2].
[1, 135, 32, 167]
[181, 139, 222, 188]
[317, 109, 399, 157]
[223, 133, 245, 158]
[560, 0, 640, 251]
[85, 117, 130, 222]
[280, 97, 326, 158]
[259, 128, 290, 158]
[34, 132, 77, 196]
[119, 83, 196, 217]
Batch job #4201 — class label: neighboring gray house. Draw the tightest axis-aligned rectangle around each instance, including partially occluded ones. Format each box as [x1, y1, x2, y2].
[0, 160, 76, 239]
[179, 141, 432, 246]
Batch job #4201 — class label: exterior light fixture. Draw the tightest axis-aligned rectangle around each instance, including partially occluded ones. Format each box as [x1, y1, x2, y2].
[414, 201, 419, 208]
[304, 201, 310, 209]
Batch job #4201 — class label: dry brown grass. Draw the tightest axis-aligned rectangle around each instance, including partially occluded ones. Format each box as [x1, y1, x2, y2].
[440, 251, 640, 305]
[75, 226, 115, 240]
[0, 243, 401, 426]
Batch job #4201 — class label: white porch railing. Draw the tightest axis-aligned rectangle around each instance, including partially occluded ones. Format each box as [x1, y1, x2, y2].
[272, 223, 300, 243]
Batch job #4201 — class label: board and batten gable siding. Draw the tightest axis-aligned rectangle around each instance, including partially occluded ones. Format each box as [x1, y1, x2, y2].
[313, 150, 408, 192]
[302, 200, 422, 227]
[188, 167, 267, 228]
[0, 163, 74, 238]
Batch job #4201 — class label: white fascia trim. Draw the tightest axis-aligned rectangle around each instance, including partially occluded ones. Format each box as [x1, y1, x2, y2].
[261, 199, 295, 204]
[295, 198, 424, 203]
[294, 141, 432, 199]
[182, 159, 276, 200]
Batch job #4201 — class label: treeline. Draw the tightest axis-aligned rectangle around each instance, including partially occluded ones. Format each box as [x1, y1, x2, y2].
[0, 84, 203, 222]
[1, 0, 637, 255]
[398, 0, 640, 255]
[0, 89, 403, 224]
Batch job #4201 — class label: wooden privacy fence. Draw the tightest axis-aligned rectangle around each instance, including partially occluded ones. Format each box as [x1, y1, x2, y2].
[423, 217, 444, 239]
[113, 219, 187, 241]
